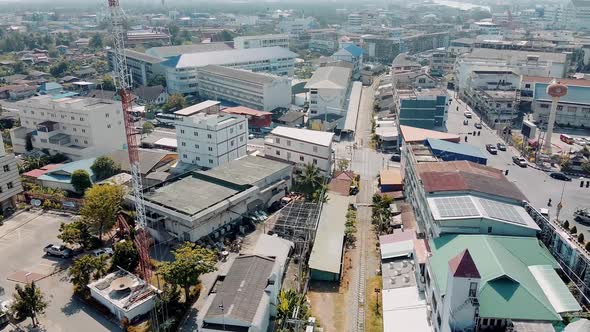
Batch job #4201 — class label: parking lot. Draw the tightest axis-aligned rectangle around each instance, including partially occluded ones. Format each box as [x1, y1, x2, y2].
[0, 210, 119, 332]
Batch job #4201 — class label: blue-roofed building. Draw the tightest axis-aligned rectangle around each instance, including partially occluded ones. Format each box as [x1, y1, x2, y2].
[38, 82, 63, 95]
[37, 158, 96, 192]
[425, 138, 487, 165]
[532, 81, 590, 128]
[396, 87, 448, 130]
[332, 44, 364, 79]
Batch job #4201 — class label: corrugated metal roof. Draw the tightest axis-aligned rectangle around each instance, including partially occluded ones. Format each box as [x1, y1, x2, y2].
[305, 66, 352, 90]
[161, 46, 296, 69]
[426, 138, 487, 161]
[380, 169, 402, 186]
[308, 193, 348, 274]
[400, 125, 460, 143]
[429, 235, 564, 321]
[528, 265, 582, 313]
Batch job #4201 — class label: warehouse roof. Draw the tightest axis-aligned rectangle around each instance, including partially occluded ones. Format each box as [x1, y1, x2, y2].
[464, 48, 567, 63]
[204, 255, 275, 325]
[270, 126, 334, 147]
[429, 234, 579, 321]
[199, 65, 280, 84]
[305, 66, 352, 90]
[400, 125, 460, 144]
[425, 138, 487, 160]
[308, 193, 348, 274]
[222, 106, 272, 117]
[380, 169, 402, 186]
[416, 160, 527, 202]
[120, 49, 163, 64]
[106, 149, 176, 176]
[195, 155, 291, 186]
[161, 46, 296, 69]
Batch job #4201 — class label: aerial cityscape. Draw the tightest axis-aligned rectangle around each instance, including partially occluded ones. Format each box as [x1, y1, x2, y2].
[0, 0, 589, 331]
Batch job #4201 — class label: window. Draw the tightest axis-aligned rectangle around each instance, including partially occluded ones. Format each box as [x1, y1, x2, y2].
[183, 154, 187, 159]
[525, 84, 531, 89]
[106, 113, 110, 118]
[540, 103, 550, 109]
[84, 140, 88, 144]
[71, 116, 75, 120]
[495, 103, 501, 108]
[275, 138, 281, 144]
[194, 131, 198, 136]
[196, 156, 200, 161]
[240, 136, 244, 142]
[487, 226, 492, 233]
[81, 129, 85, 133]
[299, 156, 304, 161]
[0, 186, 3, 193]
[469, 282, 477, 297]
[313, 146, 318, 153]
[583, 107, 590, 113]
[483, 318, 488, 325]
[208, 147, 213, 151]
[107, 124, 111, 129]
[7, 182, 13, 189]
[75, 139, 79, 143]
[239, 124, 243, 130]
[287, 140, 291, 147]
[209, 159, 213, 164]
[181, 129, 185, 134]
[41, 112, 44, 116]
[3, 165, 9, 172]
[313, 159, 318, 165]
[287, 152, 291, 159]
[507, 103, 512, 108]
[80, 117, 84, 121]
[276, 150, 281, 156]
[418, 78, 426, 84]
[195, 144, 199, 149]
[230, 128, 234, 134]
[567, 106, 577, 113]
[230, 140, 234, 147]
[207, 134, 212, 139]
[557, 105, 563, 111]
[181, 142, 186, 147]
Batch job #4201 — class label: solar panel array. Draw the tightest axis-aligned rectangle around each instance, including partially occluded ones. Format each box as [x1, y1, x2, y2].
[479, 199, 527, 225]
[433, 196, 479, 218]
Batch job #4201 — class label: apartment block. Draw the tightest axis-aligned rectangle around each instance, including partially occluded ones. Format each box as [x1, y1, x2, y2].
[305, 66, 352, 116]
[265, 126, 334, 175]
[0, 137, 22, 214]
[196, 65, 291, 112]
[10, 96, 127, 160]
[233, 34, 289, 50]
[107, 49, 164, 87]
[175, 108, 248, 168]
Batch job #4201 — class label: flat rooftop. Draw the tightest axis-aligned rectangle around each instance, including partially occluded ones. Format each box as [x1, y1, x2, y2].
[143, 174, 243, 216]
[397, 87, 447, 99]
[88, 270, 157, 314]
[196, 155, 291, 186]
[174, 100, 220, 117]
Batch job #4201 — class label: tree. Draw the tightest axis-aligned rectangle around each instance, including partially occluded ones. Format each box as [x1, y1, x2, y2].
[563, 220, 570, 229]
[163, 93, 187, 112]
[80, 184, 124, 241]
[585, 241, 590, 251]
[157, 242, 216, 302]
[276, 289, 309, 327]
[71, 169, 92, 193]
[372, 194, 394, 235]
[147, 74, 167, 87]
[49, 61, 69, 77]
[58, 220, 92, 249]
[337, 159, 350, 172]
[582, 161, 590, 175]
[560, 155, 572, 171]
[297, 163, 324, 201]
[89, 33, 103, 50]
[578, 233, 585, 243]
[220, 30, 235, 41]
[101, 75, 116, 91]
[570, 226, 578, 234]
[91, 156, 121, 181]
[13, 61, 27, 74]
[68, 255, 104, 294]
[111, 240, 139, 272]
[10, 282, 49, 328]
[142, 121, 155, 135]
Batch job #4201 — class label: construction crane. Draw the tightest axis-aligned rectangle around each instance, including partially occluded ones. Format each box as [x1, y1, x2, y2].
[107, 0, 152, 283]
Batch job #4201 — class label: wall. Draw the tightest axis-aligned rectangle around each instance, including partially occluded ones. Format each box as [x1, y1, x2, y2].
[264, 134, 333, 174]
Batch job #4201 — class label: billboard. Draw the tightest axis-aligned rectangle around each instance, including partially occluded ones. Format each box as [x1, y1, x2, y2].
[522, 120, 537, 139]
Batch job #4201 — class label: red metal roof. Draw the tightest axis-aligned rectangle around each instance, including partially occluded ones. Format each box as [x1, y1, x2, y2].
[22, 163, 63, 179]
[379, 231, 416, 245]
[222, 106, 272, 117]
[416, 161, 526, 202]
[448, 249, 480, 279]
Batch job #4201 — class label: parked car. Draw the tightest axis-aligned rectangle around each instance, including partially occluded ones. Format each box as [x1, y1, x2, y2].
[92, 248, 114, 257]
[573, 137, 587, 146]
[390, 153, 401, 162]
[550, 172, 572, 181]
[463, 119, 468, 125]
[486, 144, 498, 155]
[512, 156, 528, 167]
[474, 122, 482, 129]
[496, 143, 507, 151]
[43, 244, 73, 258]
[464, 111, 473, 118]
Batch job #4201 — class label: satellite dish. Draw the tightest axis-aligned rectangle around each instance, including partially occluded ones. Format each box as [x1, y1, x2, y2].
[111, 276, 135, 291]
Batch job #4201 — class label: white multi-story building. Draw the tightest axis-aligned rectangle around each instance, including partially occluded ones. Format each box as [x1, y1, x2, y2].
[107, 49, 164, 87]
[196, 65, 292, 112]
[233, 34, 289, 50]
[305, 66, 352, 116]
[565, 0, 590, 31]
[348, 13, 363, 32]
[278, 17, 319, 36]
[161, 47, 297, 95]
[471, 21, 501, 36]
[265, 126, 334, 175]
[175, 108, 248, 168]
[0, 136, 22, 214]
[10, 96, 127, 160]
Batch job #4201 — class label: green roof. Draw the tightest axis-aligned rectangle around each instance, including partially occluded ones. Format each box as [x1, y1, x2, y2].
[429, 235, 562, 321]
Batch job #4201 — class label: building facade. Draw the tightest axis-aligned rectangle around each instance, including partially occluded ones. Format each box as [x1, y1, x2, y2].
[0, 137, 22, 214]
[196, 65, 291, 112]
[107, 49, 164, 87]
[233, 34, 289, 49]
[305, 66, 352, 116]
[396, 87, 448, 130]
[11, 96, 127, 160]
[175, 111, 248, 168]
[529, 78, 590, 128]
[264, 126, 334, 175]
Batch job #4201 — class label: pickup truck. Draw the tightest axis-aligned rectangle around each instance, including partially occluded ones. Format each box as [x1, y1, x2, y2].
[43, 244, 73, 258]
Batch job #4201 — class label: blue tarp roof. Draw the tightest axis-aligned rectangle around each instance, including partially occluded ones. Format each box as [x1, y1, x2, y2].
[426, 138, 487, 160]
[344, 44, 364, 57]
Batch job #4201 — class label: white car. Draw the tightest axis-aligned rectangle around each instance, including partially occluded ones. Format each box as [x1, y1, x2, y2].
[464, 111, 473, 118]
[574, 137, 587, 146]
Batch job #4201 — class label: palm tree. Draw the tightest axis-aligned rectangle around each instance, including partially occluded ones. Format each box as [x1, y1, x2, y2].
[297, 163, 324, 201]
[10, 282, 49, 328]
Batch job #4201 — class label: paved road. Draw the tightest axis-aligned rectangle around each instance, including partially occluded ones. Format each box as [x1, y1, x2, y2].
[448, 96, 590, 238]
